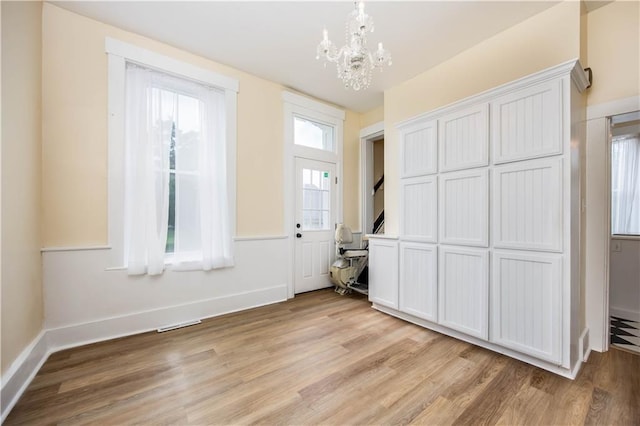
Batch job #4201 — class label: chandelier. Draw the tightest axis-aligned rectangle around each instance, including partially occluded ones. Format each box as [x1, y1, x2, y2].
[316, 1, 392, 91]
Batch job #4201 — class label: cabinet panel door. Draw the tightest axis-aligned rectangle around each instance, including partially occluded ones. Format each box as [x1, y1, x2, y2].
[492, 80, 562, 164]
[368, 239, 399, 309]
[400, 120, 437, 178]
[438, 246, 488, 339]
[439, 169, 488, 247]
[401, 176, 437, 243]
[399, 242, 437, 321]
[438, 104, 488, 172]
[491, 250, 562, 363]
[493, 158, 563, 252]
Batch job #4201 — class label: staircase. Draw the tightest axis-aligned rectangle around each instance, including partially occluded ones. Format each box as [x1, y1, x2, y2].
[372, 174, 384, 234]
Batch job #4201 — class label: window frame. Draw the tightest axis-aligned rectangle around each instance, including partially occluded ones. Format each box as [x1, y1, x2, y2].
[293, 114, 336, 153]
[106, 38, 238, 268]
[610, 134, 640, 238]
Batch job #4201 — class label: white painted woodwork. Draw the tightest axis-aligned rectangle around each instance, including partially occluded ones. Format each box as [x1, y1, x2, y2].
[491, 250, 562, 363]
[294, 158, 336, 293]
[400, 176, 437, 242]
[368, 238, 399, 309]
[400, 120, 438, 178]
[438, 246, 489, 340]
[492, 80, 562, 164]
[493, 158, 563, 252]
[438, 104, 489, 172]
[386, 60, 590, 376]
[439, 169, 488, 247]
[399, 242, 438, 322]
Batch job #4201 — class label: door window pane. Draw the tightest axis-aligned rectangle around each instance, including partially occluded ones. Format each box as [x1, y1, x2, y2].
[294, 116, 334, 152]
[301, 167, 331, 231]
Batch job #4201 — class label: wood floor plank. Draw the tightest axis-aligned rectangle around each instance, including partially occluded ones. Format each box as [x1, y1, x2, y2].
[5, 289, 639, 425]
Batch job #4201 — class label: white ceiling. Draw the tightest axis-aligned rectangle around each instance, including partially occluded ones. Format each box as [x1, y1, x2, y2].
[52, 1, 569, 113]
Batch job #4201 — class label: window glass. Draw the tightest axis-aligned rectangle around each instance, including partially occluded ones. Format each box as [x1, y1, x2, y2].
[294, 116, 334, 152]
[611, 135, 640, 235]
[125, 61, 230, 269]
[302, 167, 331, 230]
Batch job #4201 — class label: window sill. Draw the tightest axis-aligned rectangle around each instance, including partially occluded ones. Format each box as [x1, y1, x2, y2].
[611, 235, 640, 241]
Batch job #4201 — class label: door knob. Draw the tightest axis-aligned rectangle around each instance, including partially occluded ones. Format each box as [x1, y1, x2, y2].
[296, 233, 302, 238]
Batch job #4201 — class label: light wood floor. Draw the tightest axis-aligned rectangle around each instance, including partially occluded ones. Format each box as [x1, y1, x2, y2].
[6, 289, 640, 425]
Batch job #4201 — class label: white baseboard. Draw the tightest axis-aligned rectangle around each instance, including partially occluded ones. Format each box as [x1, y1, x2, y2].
[1, 331, 49, 423]
[47, 285, 287, 351]
[0, 285, 286, 422]
[610, 306, 640, 323]
[373, 303, 580, 379]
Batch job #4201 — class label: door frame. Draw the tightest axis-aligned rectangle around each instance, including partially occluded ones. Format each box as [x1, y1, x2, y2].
[585, 95, 640, 352]
[283, 91, 345, 299]
[360, 121, 384, 237]
[293, 157, 338, 294]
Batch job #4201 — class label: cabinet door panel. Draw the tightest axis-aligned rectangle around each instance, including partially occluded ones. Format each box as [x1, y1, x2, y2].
[492, 80, 562, 164]
[368, 239, 398, 309]
[400, 120, 437, 178]
[438, 104, 488, 172]
[399, 242, 437, 321]
[401, 176, 437, 243]
[438, 246, 488, 339]
[491, 250, 562, 363]
[439, 169, 488, 247]
[493, 158, 563, 252]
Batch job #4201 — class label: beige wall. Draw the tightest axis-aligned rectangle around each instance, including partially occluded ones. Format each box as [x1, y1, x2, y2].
[360, 105, 384, 129]
[383, 1, 581, 234]
[42, 4, 361, 246]
[1, 1, 44, 374]
[343, 110, 361, 230]
[42, 4, 283, 244]
[586, 1, 640, 106]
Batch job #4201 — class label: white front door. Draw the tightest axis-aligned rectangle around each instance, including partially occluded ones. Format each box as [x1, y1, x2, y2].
[294, 157, 336, 293]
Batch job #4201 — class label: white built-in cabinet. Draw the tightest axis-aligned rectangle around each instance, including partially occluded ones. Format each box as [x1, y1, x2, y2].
[368, 238, 399, 309]
[369, 60, 589, 378]
[399, 242, 437, 322]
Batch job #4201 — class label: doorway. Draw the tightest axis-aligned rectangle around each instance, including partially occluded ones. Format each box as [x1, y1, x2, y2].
[608, 110, 640, 354]
[283, 91, 345, 298]
[361, 122, 385, 238]
[294, 158, 337, 293]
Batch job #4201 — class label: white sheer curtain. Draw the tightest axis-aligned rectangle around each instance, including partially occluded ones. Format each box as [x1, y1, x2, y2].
[611, 134, 640, 235]
[172, 84, 234, 271]
[125, 64, 173, 275]
[125, 62, 234, 275]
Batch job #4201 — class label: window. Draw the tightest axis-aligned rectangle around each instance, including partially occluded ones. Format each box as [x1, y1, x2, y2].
[611, 134, 640, 235]
[294, 116, 335, 152]
[302, 168, 331, 230]
[107, 38, 238, 274]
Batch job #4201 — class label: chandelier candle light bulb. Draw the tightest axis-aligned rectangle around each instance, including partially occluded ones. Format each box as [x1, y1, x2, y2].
[316, 1, 391, 91]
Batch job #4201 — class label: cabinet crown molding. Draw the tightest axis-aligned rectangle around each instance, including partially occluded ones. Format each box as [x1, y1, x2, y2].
[396, 59, 586, 130]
